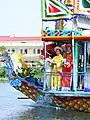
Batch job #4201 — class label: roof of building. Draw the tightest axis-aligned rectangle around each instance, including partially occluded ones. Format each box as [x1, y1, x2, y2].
[0, 36, 41, 42]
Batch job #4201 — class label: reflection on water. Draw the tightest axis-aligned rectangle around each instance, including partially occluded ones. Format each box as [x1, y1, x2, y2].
[9, 108, 90, 120]
[0, 83, 90, 120]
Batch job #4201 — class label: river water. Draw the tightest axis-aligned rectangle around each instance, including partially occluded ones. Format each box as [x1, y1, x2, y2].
[0, 83, 90, 120]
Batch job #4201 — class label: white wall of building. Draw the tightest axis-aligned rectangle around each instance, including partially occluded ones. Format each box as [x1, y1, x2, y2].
[0, 41, 43, 56]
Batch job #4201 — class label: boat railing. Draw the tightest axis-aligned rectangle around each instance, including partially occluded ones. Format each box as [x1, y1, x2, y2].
[43, 71, 90, 92]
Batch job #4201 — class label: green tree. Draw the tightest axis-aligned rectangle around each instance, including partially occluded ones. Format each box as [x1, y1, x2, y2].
[0, 67, 6, 77]
[0, 46, 6, 53]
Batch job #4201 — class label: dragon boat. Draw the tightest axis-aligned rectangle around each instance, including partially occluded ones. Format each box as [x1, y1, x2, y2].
[1, 0, 90, 112]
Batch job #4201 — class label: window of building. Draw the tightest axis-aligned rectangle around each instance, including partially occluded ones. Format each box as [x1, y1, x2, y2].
[24, 49, 27, 54]
[33, 49, 36, 54]
[20, 49, 23, 54]
[8, 49, 10, 52]
[12, 49, 15, 53]
[37, 49, 40, 54]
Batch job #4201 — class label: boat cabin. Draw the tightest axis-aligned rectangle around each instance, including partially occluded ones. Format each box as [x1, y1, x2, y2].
[41, 20, 90, 96]
[40, 0, 90, 96]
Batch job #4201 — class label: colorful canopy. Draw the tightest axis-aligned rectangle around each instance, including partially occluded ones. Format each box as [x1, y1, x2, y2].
[41, 0, 73, 21]
[41, 0, 90, 21]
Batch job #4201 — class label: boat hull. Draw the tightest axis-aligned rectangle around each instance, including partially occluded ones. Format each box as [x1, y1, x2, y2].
[12, 80, 90, 112]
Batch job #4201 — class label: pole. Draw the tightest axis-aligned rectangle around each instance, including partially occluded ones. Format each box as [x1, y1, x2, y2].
[41, 0, 46, 90]
[72, 31, 76, 91]
[43, 41, 46, 90]
[74, 41, 78, 90]
[84, 42, 86, 72]
[72, 0, 77, 91]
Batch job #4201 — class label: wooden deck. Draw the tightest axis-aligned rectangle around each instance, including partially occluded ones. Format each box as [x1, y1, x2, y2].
[42, 90, 90, 97]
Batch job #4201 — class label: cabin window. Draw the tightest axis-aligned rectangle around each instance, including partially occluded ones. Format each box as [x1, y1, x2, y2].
[86, 43, 90, 71]
[88, 55, 90, 64]
[77, 43, 84, 90]
[82, 43, 90, 90]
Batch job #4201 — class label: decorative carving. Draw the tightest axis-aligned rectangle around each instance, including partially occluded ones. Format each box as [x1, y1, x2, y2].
[42, 29, 82, 37]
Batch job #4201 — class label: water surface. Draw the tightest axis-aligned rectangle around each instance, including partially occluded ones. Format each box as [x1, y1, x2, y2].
[0, 83, 90, 120]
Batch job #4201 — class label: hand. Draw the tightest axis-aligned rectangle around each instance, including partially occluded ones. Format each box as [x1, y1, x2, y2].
[52, 62, 57, 65]
[65, 62, 69, 65]
[65, 62, 70, 68]
[47, 60, 51, 63]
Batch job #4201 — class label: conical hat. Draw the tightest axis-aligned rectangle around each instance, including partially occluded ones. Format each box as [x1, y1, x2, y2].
[54, 46, 62, 52]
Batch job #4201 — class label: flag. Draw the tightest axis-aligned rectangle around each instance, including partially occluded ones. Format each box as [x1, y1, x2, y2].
[81, 0, 90, 14]
[74, 0, 90, 15]
[41, 0, 73, 21]
[82, 0, 90, 8]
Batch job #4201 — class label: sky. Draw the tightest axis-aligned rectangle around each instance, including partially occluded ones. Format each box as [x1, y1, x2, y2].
[0, 0, 42, 37]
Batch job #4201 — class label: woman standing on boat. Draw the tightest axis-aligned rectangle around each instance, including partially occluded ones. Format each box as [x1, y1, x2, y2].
[51, 46, 63, 90]
[62, 44, 73, 90]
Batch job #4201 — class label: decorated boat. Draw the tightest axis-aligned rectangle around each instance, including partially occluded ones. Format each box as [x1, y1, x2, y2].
[2, 0, 90, 112]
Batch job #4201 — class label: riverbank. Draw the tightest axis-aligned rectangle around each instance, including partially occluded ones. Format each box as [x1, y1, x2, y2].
[0, 77, 8, 83]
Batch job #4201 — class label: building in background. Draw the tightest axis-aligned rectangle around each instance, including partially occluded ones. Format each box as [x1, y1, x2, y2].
[0, 36, 43, 64]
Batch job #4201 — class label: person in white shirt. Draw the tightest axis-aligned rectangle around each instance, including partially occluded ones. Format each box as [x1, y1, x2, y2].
[43, 49, 54, 90]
